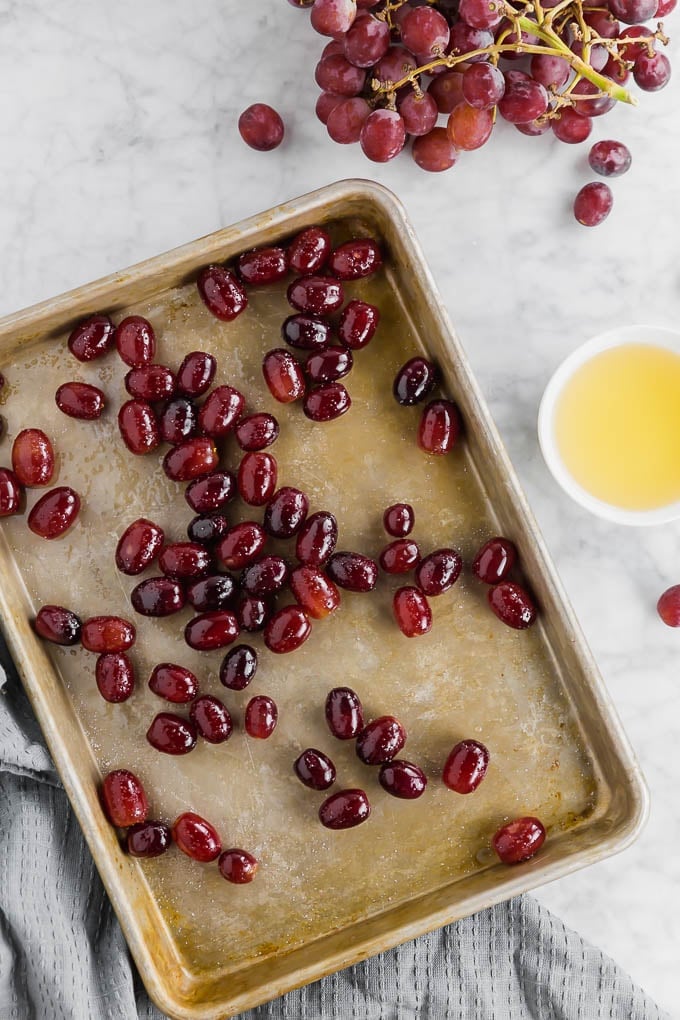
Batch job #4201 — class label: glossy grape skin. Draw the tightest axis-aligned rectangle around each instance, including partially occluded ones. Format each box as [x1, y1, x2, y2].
[493, 816, 546, 863]
[326, 551, 378, 592]
[125, 364, 176, 401]
[393, 586, 432, 637]
[264, 487, 309, 538]
[186, 514, 229, 546]
[344, 13, 390, 67]
[220, 644, 258, 690]
[176, 351, 216, 397]
[147, 714, 197, 756]
[238, 104, 284, 151]
[304, 383, 351, 422]
[458, 0, 503, 29]
[379, 539, 421, 574]
[415, 548, 462, 596]
[574, 182, 613, 227]
[28, 486, 81, 539]
[238, 452, 278, 506]
[498, 75, 548, 124]
[447, 102, 493, 149]
[296, 511, 338, 566]
[356, 716, 406, 765]
[383, 503, 414, 537]
[657, 585, 680, 626]
[96, 653, 135, 703]
[288, 276, 344, 316]
[163, 438, 219, 482]
[238, 246, 288, 286]
[393, 357, 437, 405]
[235, 413, 279, 451]
[552, 108, 592, 144]
[462, 63, 505, 109]
[472, 537, 517, 584]
[190, 695, 233, 743]
[159, 542, 211, 581]
[159, 397, 198, 445]
[245, 695, 278, 738]
[329, 238, 382, 281]
[101, 770, 148, 828]
[373, 46, 417, 87]
[186, 574, 235, 612]
[81, 616, 136, 653]
[294, 748, 337, 790]
[289, 565, 340, 619]
[418, 399, 461, 454]
[149, 663, 199, 703]
[325, 686, 364, 739]
[218, 849, 259, 884]
[319, 789, 370, 829]
[172, 812, 221, 861]
[11, 429, 54, 487]
[570, 80, 615, 118]
[114, 316, 156, 367]
[126, 821, 171, 859]
[236, 594, 271, 633]
[186, 472, 236, 513]
[311, 0, 357, 36]
[0, 468, 23, 516]
[184, 611, 240, 651]
[217, 522, 267, 570]
[33, 605, 82, 646]
[379, 760, 427, 799]
[67, 315, 115, 362]
[306, 346, 353, 384]
[242, 556, 289, 597]
[326, 96, 370, 143]
[118, 400, 160, 455]
[288, 226, 332, 274]
[55, 382, 105, 420]
[447, 23, 493, 62]
[515, 118, 551, 137]
[263, 348, 306, 403]
[282, 314, 331, 351]
[360, 110, 407, 163]
[398, 92, 438, 137]
[338, 300, 380, 349]
[263, 605, 312, 654]
[442, 739, 490, 793]
[634, 51, 672, 91]
[197, 265, 248, 321]
[488, 582, 537, 629]
[199, 385, 245, 437]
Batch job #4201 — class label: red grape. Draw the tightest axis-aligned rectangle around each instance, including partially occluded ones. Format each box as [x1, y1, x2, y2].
[552, 107, 592, 143]
[311, 0, 357, 36]
[373, 47, 417, 88]
[618, 25, 652, 62]
[343, 13, 390, 67]
[458, 0, 503, 30]
[360, 109, 407, 162]
[315, 54, 366, 96]
[574, 182, 613, 226]
[657, 585, 680, 626]
[498, 74, 548, 123]
[608, 0, 658, 23]
[583, 9, 619, 37]
[462, 63, 505, 109]
[570, 79, 615, 117]
[603, 55, 631, 85]
[588, 139, 632, 176]
[657, 0, 676, 13]
[515, 118, 551, 136]
[238, 104, 284, 151]
[412, 128, 459, 171]
[530, 54, 570, 89]
[316, 91, 343, 124]
[398, 91, 438, 136]
[447, 23, 493, 63]
[327, 97, 371, 143]
[447, 103, 493, 150]
[400, 7, 450, 60]
[427, 71, 466, 113]
[634, 51, 671, 91]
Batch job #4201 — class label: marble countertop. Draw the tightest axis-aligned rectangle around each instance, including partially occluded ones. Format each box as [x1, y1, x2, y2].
[1, 0, 678, 1013]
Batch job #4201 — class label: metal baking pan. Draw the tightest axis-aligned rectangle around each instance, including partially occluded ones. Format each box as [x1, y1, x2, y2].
[0, 180, 647, 1019]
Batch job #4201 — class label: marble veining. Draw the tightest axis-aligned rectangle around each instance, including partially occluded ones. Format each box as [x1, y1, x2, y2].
[0, 0, 678, 1012]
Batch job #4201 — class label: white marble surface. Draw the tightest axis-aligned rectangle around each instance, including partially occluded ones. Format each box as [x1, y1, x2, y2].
[1, 0, 679, 1013]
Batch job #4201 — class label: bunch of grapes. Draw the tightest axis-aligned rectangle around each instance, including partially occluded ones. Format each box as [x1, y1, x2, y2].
[278, 0, 673, 223]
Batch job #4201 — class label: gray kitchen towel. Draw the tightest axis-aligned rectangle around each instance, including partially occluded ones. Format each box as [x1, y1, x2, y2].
[0, 647, 670, 1020]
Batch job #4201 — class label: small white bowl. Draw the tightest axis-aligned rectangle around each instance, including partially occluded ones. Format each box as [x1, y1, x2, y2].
[538, 324, 680, 526]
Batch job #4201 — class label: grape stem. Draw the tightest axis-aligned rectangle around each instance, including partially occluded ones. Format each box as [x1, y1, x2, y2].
[371, 0, 643, 108]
